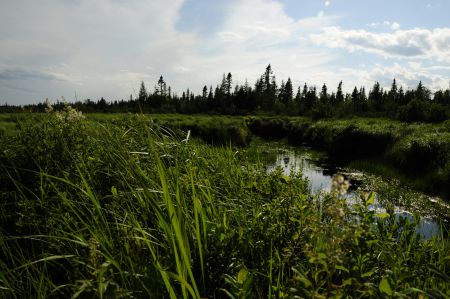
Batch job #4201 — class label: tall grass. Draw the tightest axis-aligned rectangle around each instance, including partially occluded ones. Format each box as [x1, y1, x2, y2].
[0, 112, 449, 297]
[248, 116, 450, 199]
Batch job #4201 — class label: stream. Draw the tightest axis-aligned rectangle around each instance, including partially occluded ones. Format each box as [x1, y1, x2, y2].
[265, 146, 443, 239]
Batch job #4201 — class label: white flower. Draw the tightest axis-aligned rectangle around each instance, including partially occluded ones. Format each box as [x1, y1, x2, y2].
[54, 105, 85, 124]
[331, 174, 350, 195]
[44, 98, 53, 113]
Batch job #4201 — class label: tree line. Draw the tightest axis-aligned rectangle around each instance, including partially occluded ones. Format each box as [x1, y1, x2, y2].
[2, 64, 450, 122]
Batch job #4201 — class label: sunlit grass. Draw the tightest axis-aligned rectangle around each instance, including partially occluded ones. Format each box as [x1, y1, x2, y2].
[0, 112, 449, 297]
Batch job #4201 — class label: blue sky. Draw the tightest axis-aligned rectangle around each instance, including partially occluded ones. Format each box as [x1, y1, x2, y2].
[1, 0, 449, 105]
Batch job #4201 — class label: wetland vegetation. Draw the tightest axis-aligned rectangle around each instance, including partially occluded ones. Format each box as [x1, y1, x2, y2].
[1, 62, 450, 299]
[0, 110, 449, 298]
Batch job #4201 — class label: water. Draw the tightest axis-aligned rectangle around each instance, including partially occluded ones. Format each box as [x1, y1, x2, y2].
[266, 151, 333, 193]
[265, 147, 441, 239]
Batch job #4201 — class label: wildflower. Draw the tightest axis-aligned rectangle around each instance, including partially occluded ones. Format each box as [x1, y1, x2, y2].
[331, 174, 350, 195]
[44, 98, 53, 113]
[54, 105, 85, 124]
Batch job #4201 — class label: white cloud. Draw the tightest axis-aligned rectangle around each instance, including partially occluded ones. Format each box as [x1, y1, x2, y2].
[366, 21, 401, 30]
[0, 0, 344, 104]
[338, 63, 449, 91]
[0, 0, 195, 102]
[325, 1, 331, 7]
[391, 22, 400, 30]
[174, 66, 191, 73]
[311, 27, 450, 62]
[217, 31, 244, 42]
[2, 0, 447, 105]
[168, 0, 338, 91]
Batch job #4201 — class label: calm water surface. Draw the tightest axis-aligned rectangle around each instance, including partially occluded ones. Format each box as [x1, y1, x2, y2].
[265, 147, 441, 239]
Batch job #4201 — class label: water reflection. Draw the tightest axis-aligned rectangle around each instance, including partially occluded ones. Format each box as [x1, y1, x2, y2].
[266, 148, 441, 239]
[266, 151, 333, 193]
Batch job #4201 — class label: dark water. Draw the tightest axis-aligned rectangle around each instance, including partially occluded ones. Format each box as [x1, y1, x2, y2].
[266, 148, 441, 239]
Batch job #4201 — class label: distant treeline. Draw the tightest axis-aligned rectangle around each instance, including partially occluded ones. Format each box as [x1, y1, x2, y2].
[2, 64, 450, 122]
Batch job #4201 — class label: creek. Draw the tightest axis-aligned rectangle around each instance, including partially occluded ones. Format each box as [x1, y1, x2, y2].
[264, 145, 444, 239]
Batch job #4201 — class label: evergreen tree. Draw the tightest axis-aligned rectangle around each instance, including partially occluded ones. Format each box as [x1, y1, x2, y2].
[258, 64, 277, 110]
[284, 78, 293, 103]
[157, 75, 167, 96]
[369, 81, 383, 111]
[263, 64, 273, 92]
[305, 86, 317, 112]
[138, 81, 147, 103]
[202, 85, 208, 99]
[398, 86, 405, 105]
[279, 80, 286, 103]
[296, 84, 308, 114]
[302, 83, 308, 100]
[329, 92, 336, 107]
[336, 81, 344, 105]
[415, 81, 430, 101]
[351, 86, 360, 112]
[29, 65, 448, 122]
[383, 78, 398, 116]
[270, 76, 278, 98]
[391, 78, 398, 95]
[360, 87, 368, 112]
[314, 83, 332, 118]
[320, 84, 328, 104]
[208, 86, 214, 100]
[295, 86, 301, 102]
[226, 73, 233, 97]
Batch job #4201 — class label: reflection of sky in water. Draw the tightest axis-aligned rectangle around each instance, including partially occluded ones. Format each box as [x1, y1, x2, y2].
[266, 149, 441, 239]
[266, 153, 332, 193]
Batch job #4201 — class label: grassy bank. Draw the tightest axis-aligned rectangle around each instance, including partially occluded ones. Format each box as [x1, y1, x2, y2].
[248, 116, 450, 199]
[1, 111, 449, 297]
[87, 113, 252, 147]
[2, 113, 450, 198]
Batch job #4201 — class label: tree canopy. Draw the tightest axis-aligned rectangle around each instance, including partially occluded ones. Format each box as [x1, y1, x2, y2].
[2, 65, 450, 123]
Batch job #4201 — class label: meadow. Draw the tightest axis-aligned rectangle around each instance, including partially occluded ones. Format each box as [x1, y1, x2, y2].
[84, 113, 450, 199]
[0, 110, 449, 298]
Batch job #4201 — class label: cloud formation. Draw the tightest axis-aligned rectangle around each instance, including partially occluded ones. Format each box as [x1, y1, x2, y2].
[367, 21, 400, 30]
[336, 62, 449, 91]
[153, 0, 337, 92]
[0, 68, 67, 82]
[311, 27, 450, 61]
[0, 0, 449, 104]
[0, 0, 195, 102]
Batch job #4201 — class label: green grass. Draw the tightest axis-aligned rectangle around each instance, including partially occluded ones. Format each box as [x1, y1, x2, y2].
[2, 112, 450, 197]
[248, 116, 450, 198]
[0, 111, 449, 298]
[0, 113, 27, 137]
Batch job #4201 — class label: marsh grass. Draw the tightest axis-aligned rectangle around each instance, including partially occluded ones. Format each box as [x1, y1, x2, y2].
[0, 112, 449, 297]
[247, 116, 450, 198]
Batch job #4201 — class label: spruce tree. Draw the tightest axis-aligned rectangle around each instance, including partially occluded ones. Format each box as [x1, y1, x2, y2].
[285, 78, 293, 103]
[336, 81, 344, 105]
[138, 81, 147, 103]
[157, 76, 166, 96]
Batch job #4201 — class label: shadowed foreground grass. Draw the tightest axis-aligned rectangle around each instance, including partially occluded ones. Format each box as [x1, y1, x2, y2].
[0, 111, 449, 298]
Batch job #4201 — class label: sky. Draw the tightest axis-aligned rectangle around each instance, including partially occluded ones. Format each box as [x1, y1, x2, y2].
[1, 0, 450, 105]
